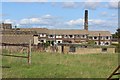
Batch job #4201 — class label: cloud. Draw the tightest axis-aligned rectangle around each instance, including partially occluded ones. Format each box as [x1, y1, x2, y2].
[3, 19, 15, 24]
[66, 18, 83, 26]
[83, 2, 100, 10]
[107, 0, 120, 9]
[20, 18, 40, 24]
[17, 14, 62, 28]
[108, 2, 118, 9]
[2, 14, 57, 27]
[42, 14, 55, 19]
[66, 18, 117, 28]
[89, 19, 106, 26]
[66, 18, 106, 26]
[20, 18, 50, 25]
[100, 12, 108, 17]
[62, 2, 77, 8]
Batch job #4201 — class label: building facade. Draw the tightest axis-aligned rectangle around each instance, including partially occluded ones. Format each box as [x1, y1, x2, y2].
[32, 28, 112, 46]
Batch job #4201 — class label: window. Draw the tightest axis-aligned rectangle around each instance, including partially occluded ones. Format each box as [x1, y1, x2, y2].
[82, 35, 85, 38]
[105, 42, 109, 45]
[50, 35, 53, 37]
[64, 35, 68, 38]
[95, 42, 97, 44]
[77, 35, 80, 37]
[58, 41, 61, 43]
[89, 36, 92, 39]
[41, 40, 44, 42]
[94, 36, 97, 39]
[42, 34, 44, 36]
[69, 46, 76, 52]
[69, 35, 73, 38]
[100, 36, 103, 39]
[74, 35, 76, 37]
[106, 36, 109, 39]
[76, 35, 80, 38]
[102, 48, 107, 52]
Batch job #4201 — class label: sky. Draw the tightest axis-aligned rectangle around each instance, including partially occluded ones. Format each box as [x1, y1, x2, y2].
[1, 1, 120, 33]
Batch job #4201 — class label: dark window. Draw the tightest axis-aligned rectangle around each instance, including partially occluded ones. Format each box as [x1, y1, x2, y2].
[58, 41, 61, 43]
[42, 34, 44, 36]
[62, 46, 64, 53]
[77, 35, 80, 37]
[69, 35, 73, 38]
[41, 40, 44, 42]
[65, 35, 68, 38]
[106, 36, 109, 39]
[105, 42, 109, 45]
[95, 42, 97, 44]
[74, 35, 76, 37]
[94, 36, 97, 39]
[82, 35, 85, 38]
[69, 46, 76, 52]
[102, 48, 107, 52]
[50, 35, 53, 37]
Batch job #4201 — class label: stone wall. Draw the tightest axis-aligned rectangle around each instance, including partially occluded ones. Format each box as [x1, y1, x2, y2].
[75, 48, 101, 54]
[107, 48, 115, 53]
[75, 48, 115, 54]
[63, 46, 69, 54]
[61, 46, 115, 54]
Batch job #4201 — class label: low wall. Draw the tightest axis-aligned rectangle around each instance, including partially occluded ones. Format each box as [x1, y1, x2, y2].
[75, 48, 115, 54]
[75, 48, 101, 54]
[2, 45, 116, 54]
[107, 48, 115, 53]
[62, 46, 115, 54]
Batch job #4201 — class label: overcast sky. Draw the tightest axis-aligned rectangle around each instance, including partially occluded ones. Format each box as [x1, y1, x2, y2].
[1, 1, 120, 33]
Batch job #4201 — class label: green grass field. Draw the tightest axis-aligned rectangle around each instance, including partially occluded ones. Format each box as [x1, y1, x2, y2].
[2, 52, 119, 78]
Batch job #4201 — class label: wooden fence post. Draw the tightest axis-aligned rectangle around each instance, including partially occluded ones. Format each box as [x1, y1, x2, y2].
[28, 40, 31, 65]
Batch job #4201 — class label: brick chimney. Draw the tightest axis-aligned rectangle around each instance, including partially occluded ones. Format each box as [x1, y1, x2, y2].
[84, 10, 88, 30]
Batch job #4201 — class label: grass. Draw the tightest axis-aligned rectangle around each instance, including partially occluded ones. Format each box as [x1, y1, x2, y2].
[2, 52, 119, 78]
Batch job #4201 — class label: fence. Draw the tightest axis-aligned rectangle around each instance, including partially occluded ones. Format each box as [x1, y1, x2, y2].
[1, 40, 32, 65]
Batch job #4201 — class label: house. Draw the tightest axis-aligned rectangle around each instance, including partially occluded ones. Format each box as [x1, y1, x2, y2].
[0, 23, 12, 30]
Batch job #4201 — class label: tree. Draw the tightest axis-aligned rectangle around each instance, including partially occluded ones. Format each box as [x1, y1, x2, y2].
[112, 32, 118, 38]
[15, 25, 17, 29]
[42, 41, 50, 48]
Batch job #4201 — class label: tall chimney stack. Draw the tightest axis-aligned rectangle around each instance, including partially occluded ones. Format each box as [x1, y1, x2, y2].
[84, 10, 88, 30]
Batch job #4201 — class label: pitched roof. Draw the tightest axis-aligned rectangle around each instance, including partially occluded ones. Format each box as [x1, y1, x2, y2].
[88, 31, 111, 36]
[19, 28, 111, 36]
[20, 28, 48, 33]
[48, 29, 88, 35]
[1, 35, 33, 44]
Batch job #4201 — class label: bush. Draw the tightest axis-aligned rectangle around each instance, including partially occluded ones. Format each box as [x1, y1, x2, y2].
[87, 41, 95, 45]
[42, 41, 50, 48]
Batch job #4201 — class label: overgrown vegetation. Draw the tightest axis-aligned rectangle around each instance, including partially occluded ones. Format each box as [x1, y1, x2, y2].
[112, 29, 120, 53]
[87, 40, 95, 45]
[2, 52, 118, 78]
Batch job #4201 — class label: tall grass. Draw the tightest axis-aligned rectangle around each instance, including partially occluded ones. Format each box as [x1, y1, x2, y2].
[2, 52, 118, 78]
